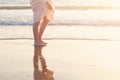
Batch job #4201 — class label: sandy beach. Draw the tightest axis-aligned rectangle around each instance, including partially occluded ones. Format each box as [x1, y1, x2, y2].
[1, 25, 120, 80]
[1, 0, 120, 80]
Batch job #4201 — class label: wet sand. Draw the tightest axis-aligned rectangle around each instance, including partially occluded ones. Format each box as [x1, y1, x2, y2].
[1, 25, 120, 40]
[1, 25, 120, 80]
[0, 38, 120, 80]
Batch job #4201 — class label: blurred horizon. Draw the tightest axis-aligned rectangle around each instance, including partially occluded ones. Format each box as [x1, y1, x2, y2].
[0, 0, 120, 7]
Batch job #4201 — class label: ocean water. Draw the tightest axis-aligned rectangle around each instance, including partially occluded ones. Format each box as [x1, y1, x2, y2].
[0, 0, 120, 6]
[0, 0, 120, 40]
[0, 0, 120, 26]
[0, 9, 120, 26]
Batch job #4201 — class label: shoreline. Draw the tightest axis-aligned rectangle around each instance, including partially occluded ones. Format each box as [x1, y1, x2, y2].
[0, 5, 120, 10]
[1, 25, 120, 41]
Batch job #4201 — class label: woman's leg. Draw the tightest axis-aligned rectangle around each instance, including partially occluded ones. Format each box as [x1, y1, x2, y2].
[33, 22, 39, 45]
[38, 16, 49, 44]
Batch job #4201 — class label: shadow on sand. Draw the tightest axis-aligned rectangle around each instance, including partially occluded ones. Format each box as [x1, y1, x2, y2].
[33, 46, 54, 80]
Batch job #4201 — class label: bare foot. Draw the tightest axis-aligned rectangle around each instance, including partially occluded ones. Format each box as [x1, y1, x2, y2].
[34, 41, 46, 47]
[41, 40, 47, 44]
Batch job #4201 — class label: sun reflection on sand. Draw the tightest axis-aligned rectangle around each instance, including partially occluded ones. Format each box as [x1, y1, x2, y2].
[33, 46, 54, 80]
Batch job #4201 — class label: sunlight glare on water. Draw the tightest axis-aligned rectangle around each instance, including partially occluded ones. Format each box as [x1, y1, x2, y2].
[0, 0, 120, 7]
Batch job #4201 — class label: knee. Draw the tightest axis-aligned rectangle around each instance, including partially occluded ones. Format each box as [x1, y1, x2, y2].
[43, 16, 49, 23]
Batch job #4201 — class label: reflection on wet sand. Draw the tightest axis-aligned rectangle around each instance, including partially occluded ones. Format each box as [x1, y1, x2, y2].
[33, 46, 54, 80]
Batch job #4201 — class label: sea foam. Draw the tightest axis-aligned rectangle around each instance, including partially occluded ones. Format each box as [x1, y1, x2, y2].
[0, 9, 120, 26]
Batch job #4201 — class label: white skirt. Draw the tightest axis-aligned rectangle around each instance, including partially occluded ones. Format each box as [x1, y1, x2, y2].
[30, 0, 54, 23]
